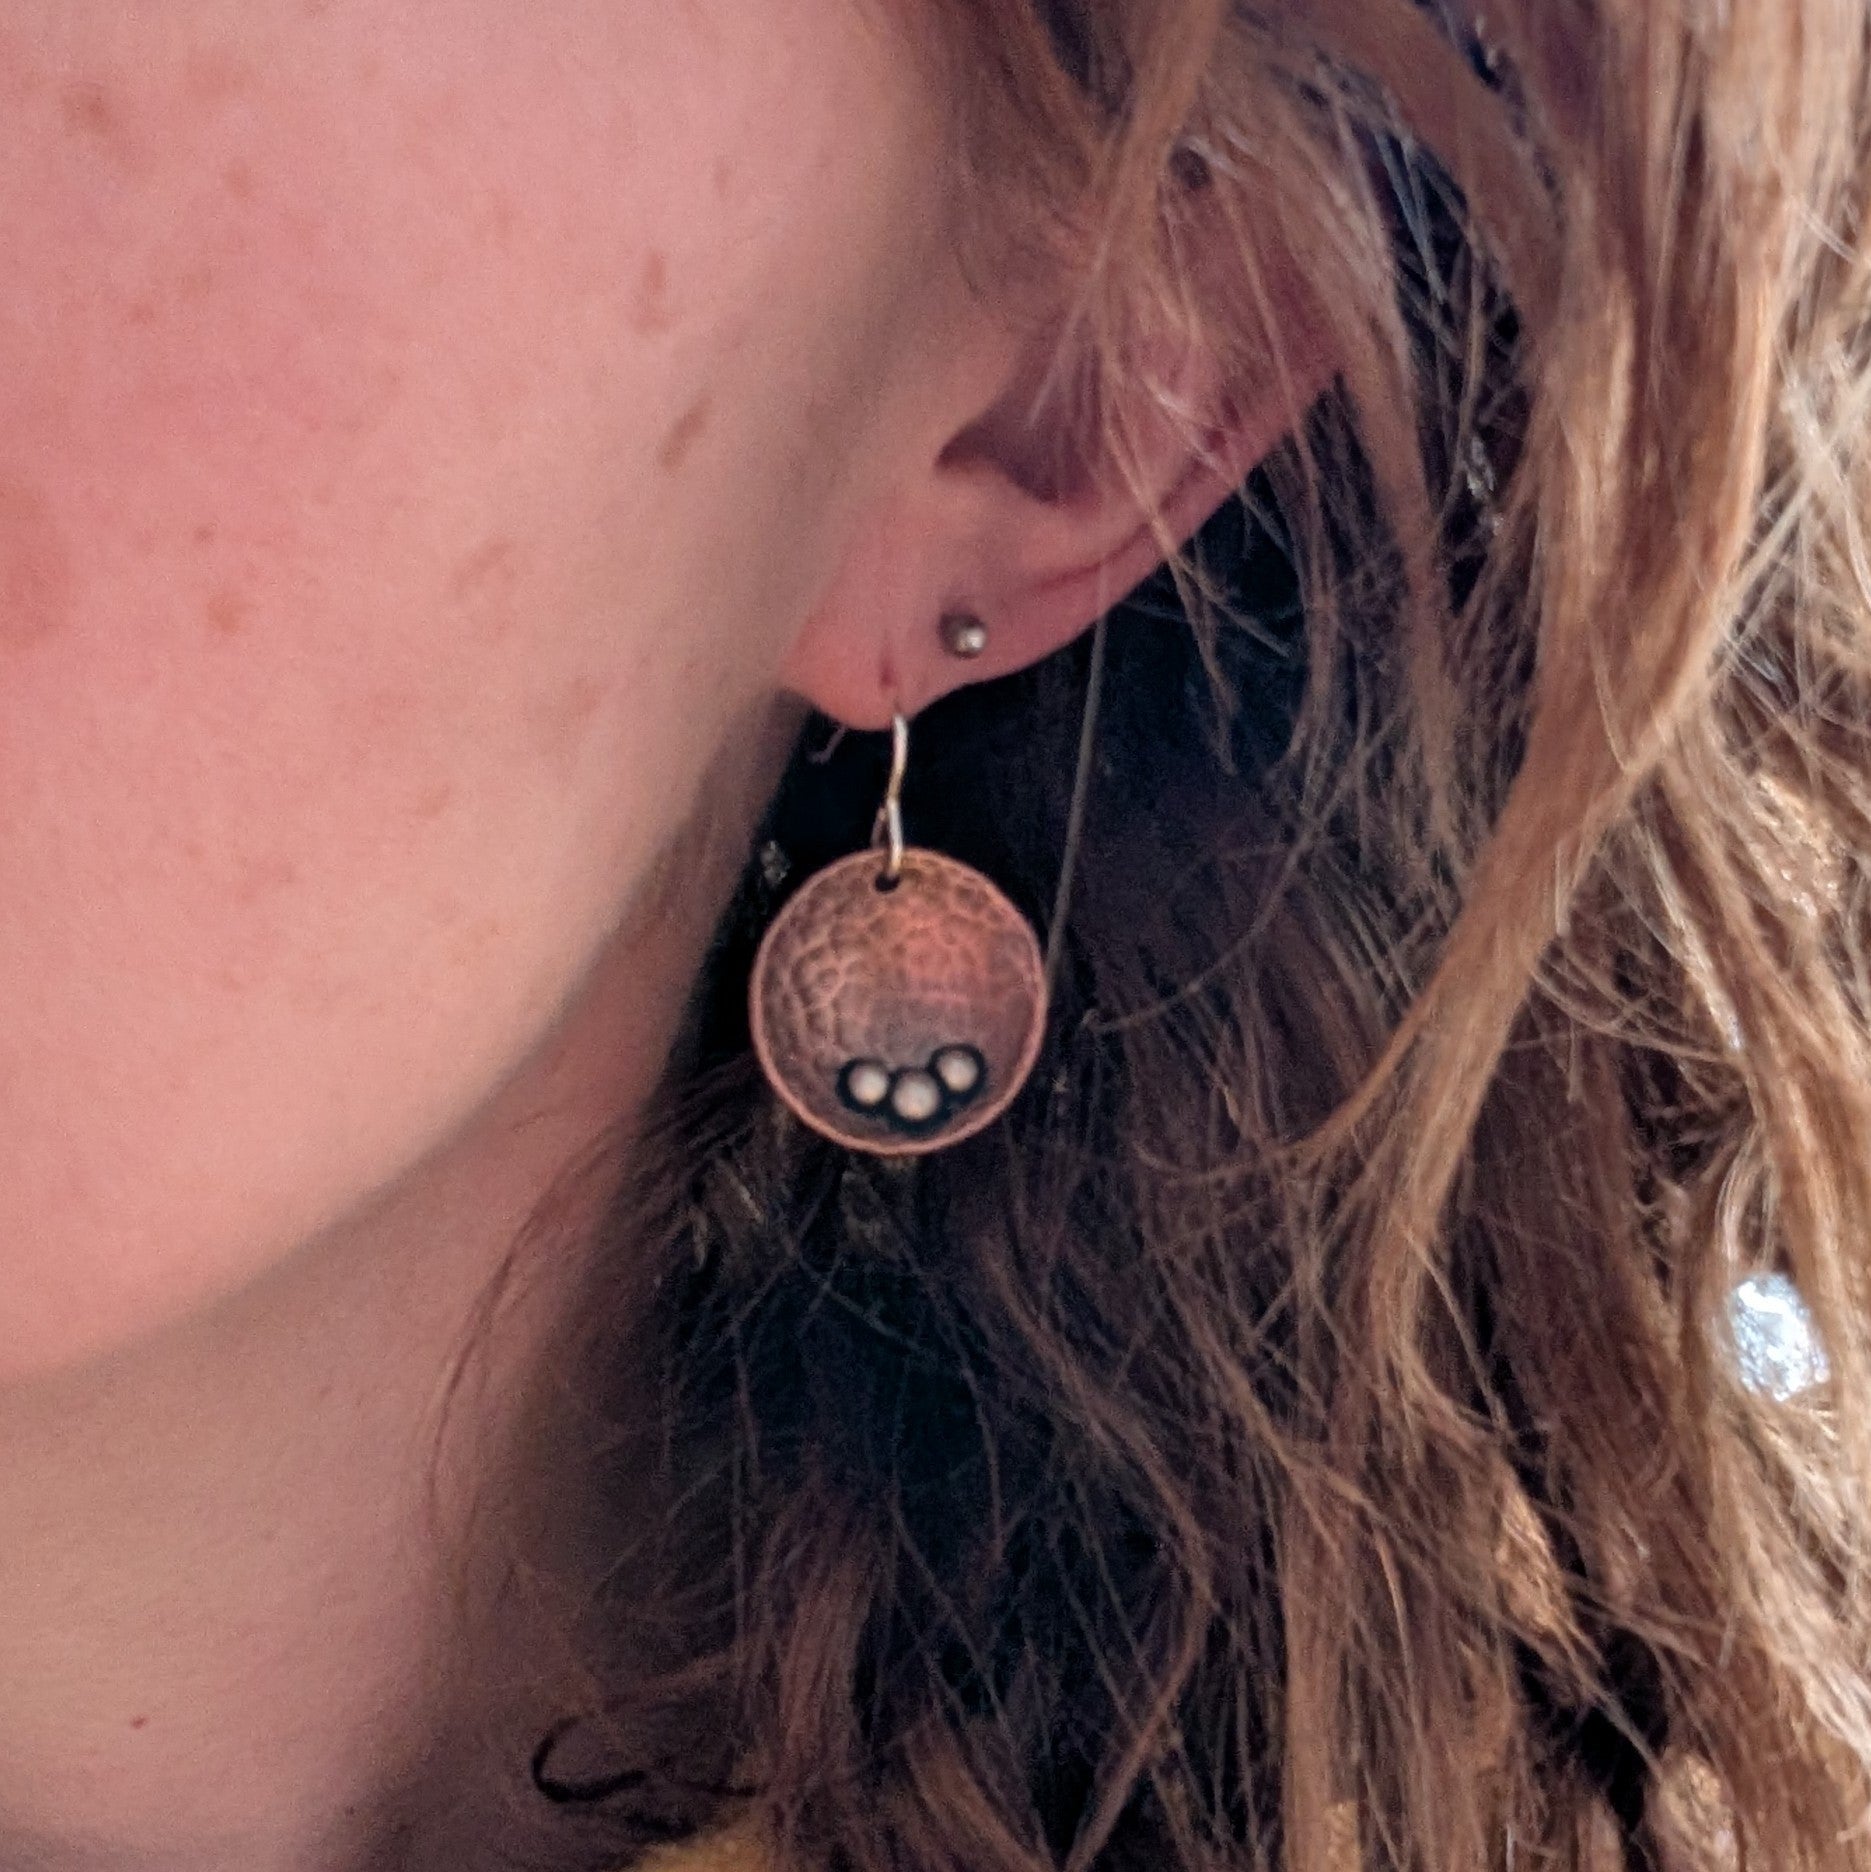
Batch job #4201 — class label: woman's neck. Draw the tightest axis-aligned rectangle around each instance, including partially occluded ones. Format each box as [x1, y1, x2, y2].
[0, 895, 707, 1871]
[0, 702, 801, 1871]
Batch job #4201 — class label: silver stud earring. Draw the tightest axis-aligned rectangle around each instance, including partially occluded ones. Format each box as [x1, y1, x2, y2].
[940, 612, 989, 660]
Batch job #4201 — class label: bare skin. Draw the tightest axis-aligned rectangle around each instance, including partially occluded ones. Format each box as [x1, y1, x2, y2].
[0, 1, 1325, 1863]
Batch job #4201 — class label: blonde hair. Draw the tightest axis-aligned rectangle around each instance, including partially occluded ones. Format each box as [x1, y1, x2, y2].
[490, 5, 1871, 1871]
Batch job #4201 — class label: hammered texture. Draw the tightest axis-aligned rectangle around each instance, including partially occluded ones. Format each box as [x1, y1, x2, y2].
[749, 848, 1047, 1155]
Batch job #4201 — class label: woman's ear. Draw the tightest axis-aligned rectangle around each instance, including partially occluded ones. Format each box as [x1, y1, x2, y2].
[778, 248, 1338, 731]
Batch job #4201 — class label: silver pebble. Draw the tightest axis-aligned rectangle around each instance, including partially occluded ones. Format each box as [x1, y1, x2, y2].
[940, 613, 989, 659]
[842, 1061, 892, 1110]
[932, 1046, 983, 1097]
[889, 1068, 944, 1126]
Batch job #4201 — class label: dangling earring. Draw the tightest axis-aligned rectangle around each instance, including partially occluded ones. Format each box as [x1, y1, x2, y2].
[749, 709, 1048, 1157]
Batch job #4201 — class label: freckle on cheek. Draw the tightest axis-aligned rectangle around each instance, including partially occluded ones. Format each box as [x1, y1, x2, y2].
[448, 537, 520, 607]
[0, 480, 77, 653]
[59, 77, 147, 172]
[205, 588, 254, 638]
[446, 537, 524, 642]
[632, 252, 674, 335]
[484, 192, 517, 248]
[231, 852, 300, 908]
[657, 396, 712, 473]
[61, 79, 120, 140]
[533, 674, 608, 768]
[185, 49, 256, 112]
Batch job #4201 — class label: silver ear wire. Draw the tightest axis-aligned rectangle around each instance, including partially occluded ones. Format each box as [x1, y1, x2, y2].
[940, 612, 989, 659]
[868, 711, 910, 888]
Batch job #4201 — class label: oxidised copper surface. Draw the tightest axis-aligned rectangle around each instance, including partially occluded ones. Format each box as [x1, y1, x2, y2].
[749, 848, 1047, 1156]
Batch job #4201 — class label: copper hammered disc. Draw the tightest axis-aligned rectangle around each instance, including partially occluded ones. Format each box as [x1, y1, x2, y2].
[749, 847, 1048, 1156]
